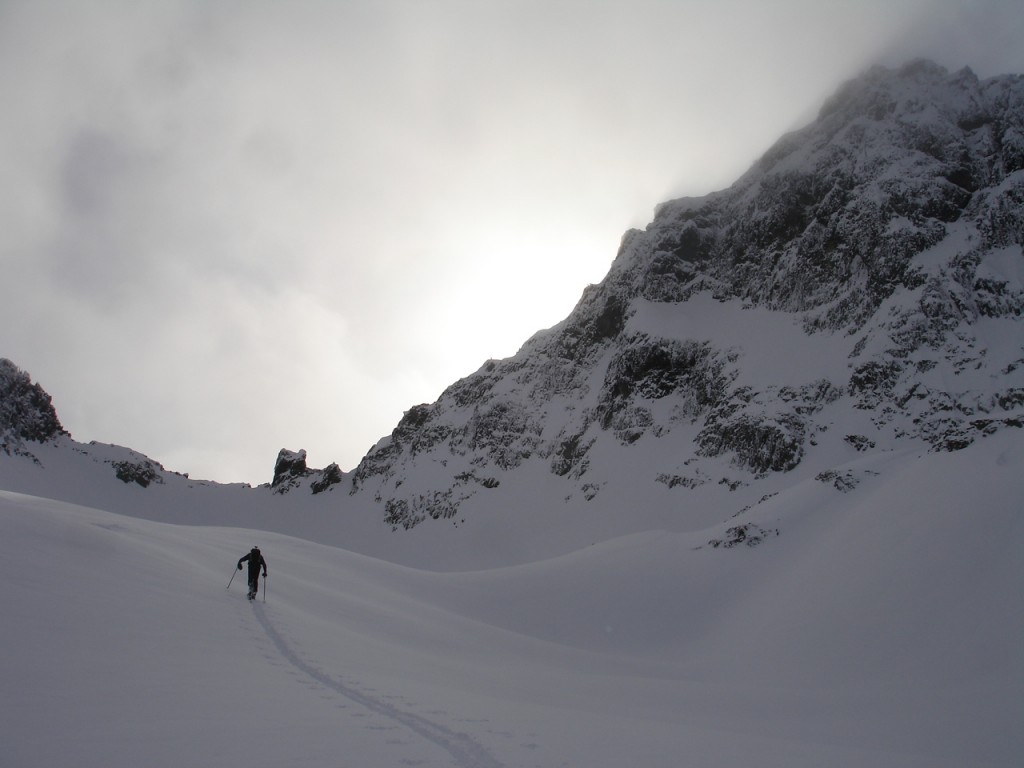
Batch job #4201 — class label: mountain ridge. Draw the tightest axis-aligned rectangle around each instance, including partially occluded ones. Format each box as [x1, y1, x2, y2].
[1, 60, 1021, 568]
[349, 59, 1023, 531]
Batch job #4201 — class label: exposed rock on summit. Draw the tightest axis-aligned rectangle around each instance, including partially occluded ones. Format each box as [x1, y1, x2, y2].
[0, 359, 66, 459]
[272, 448, 344, 495]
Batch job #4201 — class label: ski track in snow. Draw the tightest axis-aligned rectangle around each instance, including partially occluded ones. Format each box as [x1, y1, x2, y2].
[249, 601, 506, 768]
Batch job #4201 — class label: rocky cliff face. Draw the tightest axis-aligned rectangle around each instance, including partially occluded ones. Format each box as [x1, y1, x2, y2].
[271, 448, 344, 495]
[0, 358, 66, 459]
[349, 61, 1024, 530]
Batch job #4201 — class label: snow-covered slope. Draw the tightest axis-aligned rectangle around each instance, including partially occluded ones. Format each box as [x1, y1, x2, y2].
[2, 427, 1021, 767]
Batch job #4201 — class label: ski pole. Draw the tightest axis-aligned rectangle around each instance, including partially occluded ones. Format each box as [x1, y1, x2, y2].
[227, 566, 238, 589]
[263, 574, 267, 603]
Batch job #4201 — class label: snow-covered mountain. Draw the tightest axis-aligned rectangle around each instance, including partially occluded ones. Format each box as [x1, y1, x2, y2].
[1, 61, 1022, 570]
[349, 59, 1023, 534]
[1, 60, 1023, 767]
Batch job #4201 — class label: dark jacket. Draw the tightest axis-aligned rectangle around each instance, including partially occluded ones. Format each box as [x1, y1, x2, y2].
[238, 549, 267, 579]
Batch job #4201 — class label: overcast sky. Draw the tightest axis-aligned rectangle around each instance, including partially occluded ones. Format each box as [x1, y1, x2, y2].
[1, 0, 1021, 485]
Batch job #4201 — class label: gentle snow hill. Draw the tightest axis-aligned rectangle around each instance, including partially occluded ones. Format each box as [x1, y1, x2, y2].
[1, 429, 1022, 768]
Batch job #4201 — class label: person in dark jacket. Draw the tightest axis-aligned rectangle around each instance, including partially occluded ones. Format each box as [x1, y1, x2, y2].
[237, 546, 267, 600]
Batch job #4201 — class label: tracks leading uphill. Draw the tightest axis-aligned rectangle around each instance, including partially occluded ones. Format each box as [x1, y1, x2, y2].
[250, 602, 505, 768]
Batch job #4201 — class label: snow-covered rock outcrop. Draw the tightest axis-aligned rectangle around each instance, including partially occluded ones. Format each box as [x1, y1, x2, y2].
[271, 448, 344, 495]
[0, 358, 66, 460]
[0, 359, 179, 487]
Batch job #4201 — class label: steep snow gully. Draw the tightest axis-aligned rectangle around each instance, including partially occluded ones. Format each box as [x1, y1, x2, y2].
[246, 600, 504, 768]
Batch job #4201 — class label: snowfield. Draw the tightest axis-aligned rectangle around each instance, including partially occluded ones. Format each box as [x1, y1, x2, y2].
[2, 429, 1021, 768]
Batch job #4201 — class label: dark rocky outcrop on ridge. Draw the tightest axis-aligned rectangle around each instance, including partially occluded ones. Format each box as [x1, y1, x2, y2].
[272, 448, 344, 495]
[0, 358, 66, 458]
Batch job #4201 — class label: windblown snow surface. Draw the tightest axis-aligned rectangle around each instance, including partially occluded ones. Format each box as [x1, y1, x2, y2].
[1, 424, 1021, 768]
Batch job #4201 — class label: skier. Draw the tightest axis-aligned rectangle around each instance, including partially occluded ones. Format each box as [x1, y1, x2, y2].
[237, 546, 268, 600]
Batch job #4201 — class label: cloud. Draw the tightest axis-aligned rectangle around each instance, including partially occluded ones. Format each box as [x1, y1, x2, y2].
[877, 0, 1024, 77]
[0, 0, 1021, 483]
